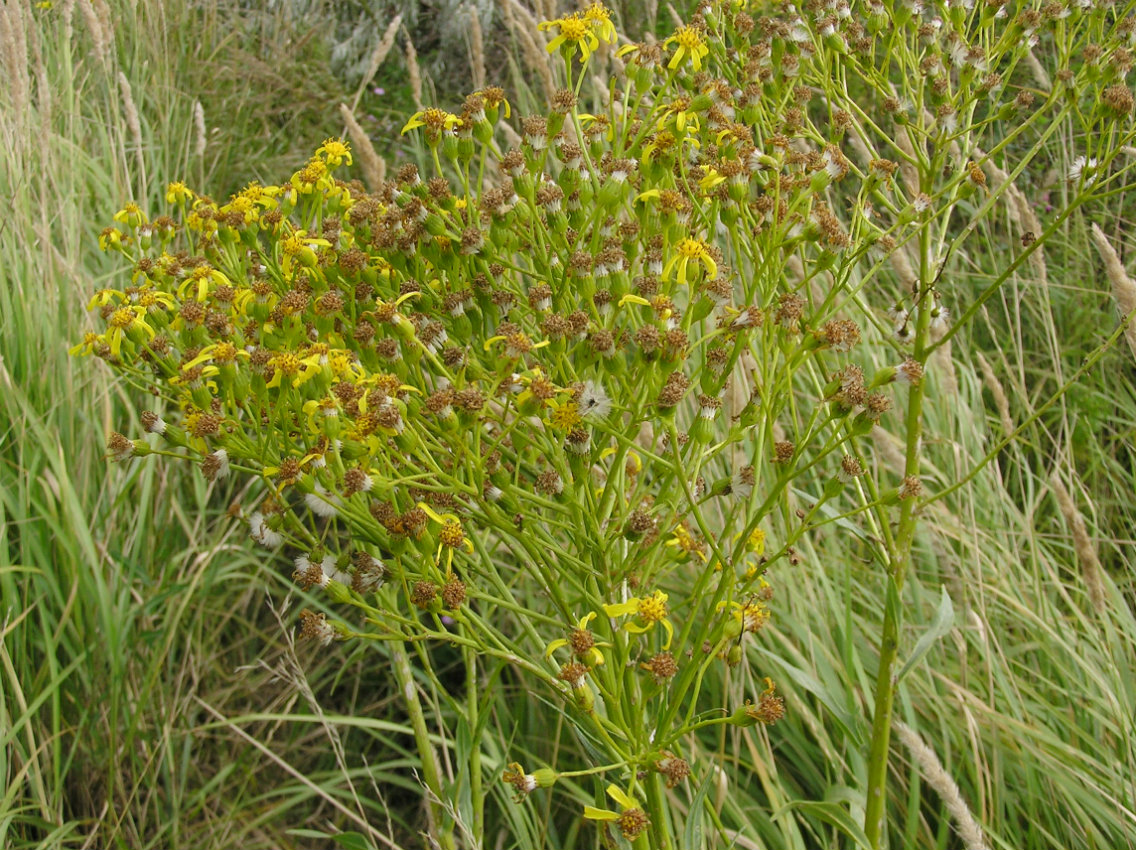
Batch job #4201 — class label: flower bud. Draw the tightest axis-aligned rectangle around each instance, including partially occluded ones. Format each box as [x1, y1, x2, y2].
[532, 768, 558, 789]
[572, 682, 595, 711]
[727, 703, 759, 727]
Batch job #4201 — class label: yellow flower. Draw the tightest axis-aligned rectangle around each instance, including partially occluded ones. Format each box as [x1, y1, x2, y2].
[401, 108, 463, 142]
[502, 763, 557, 801]
[113, 202, 146, 228]
[265, 351, 322, 389]
[718, 595, 770, 633]
[182, 342, 250, 371]
[603, 590, 674, 649]
[665, 25, 709, 70]
[538, 14, 600, 61]
[184, 209, 218, 235]
[219, 194, 258, 226]
[484, 332, 550, 358]
[545, 397, 582, 430]
[698, 165, 726, 193]
[747, 528, 765, 555]
[657, 97, 700, 135]
[68, 332, 104, 357]
[176, 264, 232, 302]
[663, 237, 717, 285]
[98, 227, 124, 251]
[417, 501, 474, 573]
[581, 3, 617, 44]
[166, 181, 194, 205]
[279, 228, 332, 277]
[665, 522, 707, 562]
[475, 86, 511, 118]
[86, 288, 125, 309]
[103, 306, 155, 357]
[545, 612, 607, 667]
[316, 137, 352, 167]
[583, 784, 650, 840]
[290, 157, 330, 194]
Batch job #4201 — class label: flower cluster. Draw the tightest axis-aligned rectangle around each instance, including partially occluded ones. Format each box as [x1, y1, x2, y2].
[77, 0, 1133, 842]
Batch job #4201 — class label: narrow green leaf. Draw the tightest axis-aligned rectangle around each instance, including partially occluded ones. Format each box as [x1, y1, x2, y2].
[683, 769, 715, 850]
[774, 799, 872, 850]
[896, 585, 954, 683]
[331, 831, 376, 850]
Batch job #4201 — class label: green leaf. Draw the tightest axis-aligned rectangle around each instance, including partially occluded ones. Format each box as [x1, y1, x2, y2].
[683, 770, 715, 850]
[332, 832, 376, 850]
[896, 585, 954, 683]
[774, 799, 872, 850]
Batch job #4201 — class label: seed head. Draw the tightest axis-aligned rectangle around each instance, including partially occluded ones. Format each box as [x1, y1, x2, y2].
[442, 576, 467, 609]
[411, 580, 438, 608]
[642, 651, 679, 683]
[298, 610, 336, 646]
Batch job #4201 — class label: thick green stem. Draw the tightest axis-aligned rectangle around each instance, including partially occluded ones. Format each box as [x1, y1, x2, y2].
[863, 221, 933, 849]
[645, 768, 674, 850]
[390, 640, 457, 850]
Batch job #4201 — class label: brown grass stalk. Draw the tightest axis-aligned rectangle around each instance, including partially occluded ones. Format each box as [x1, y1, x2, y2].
[1089, 223, 1136, 360]
[975, 351, 1013, 438]
[404, 32, 424, 112]
[339, 103, 387, 190]
[1048, 472, 1106, 613]
[468, 6, 486, 92]
[352, 14, 403, 113]
[893, 722, 990, 850]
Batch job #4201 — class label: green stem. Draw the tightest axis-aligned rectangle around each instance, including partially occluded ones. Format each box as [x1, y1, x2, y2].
[390, 640, 457, 850]
[862, 220, 933, 850]
[646, 771, 674, 850]
[464, 639, 484, 844]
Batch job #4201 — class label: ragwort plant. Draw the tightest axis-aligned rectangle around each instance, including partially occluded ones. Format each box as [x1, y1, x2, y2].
[75, 0, 1135, 846]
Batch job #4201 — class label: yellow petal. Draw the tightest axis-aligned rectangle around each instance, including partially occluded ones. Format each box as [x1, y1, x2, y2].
[606, 784, 636, 809]
[602, 599, 639, 618]
[545, 638, 568, 658]
[582, 806, 619, 821]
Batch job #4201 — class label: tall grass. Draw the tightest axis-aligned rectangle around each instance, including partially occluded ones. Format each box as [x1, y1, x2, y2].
[1, 1, 1134, 849]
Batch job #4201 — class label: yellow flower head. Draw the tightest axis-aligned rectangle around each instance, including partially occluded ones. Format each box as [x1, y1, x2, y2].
[719, 596, 770, 633]
[665, 25, 710, 71]
[582, 3, 617, 44]
[316, 137, 352, 167]
[747, 527, 766, 555]
[265, 351, 322, 389]
[583, 785, 650, 840]
[603, 590, 674, 648]
[402, 108, 463, 142]
[663, 237, 717, 285]
[113, 202, 146, 229]
[476, 86, 511, 118]
[166, 181, 194, 205]
[291, 157, 329, 194]
[545, 612, 607, 667]
[103, 306, 155, 356]
[665, 522, 707, 562]
[538, 14, 601, 61]
[417, 502, 475, 572]
[545, 397, 582, 430]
